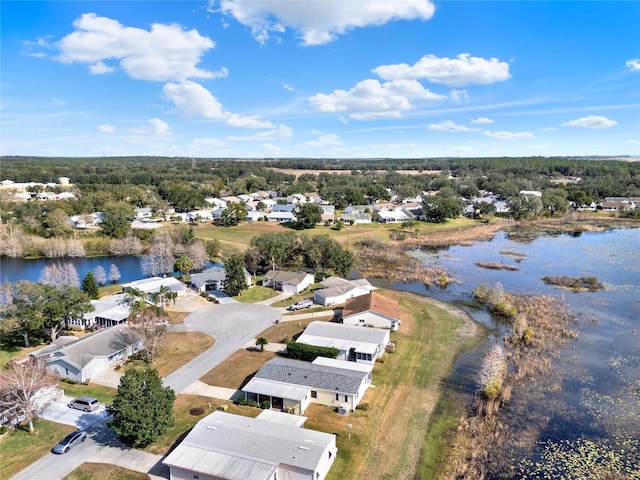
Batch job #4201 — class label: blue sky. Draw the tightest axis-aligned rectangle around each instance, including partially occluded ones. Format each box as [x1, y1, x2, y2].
[1, 1, 639, 159]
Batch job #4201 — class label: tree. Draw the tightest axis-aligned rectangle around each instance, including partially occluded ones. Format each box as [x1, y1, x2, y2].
[255, 337, 269, 352]
[108, 264, 122, 283]
[107, 368, 175, 447]
[223, 255, 248, 297]
[219, 203, 248, 226]
[100, 201, 134, 239]
[94, 265, 107, 286]
[244, 247, 262, 277]
[422, 194, 464, 223]
[0, 360, 57, 433]
[41, 208, 72, 238]
[294, 203, 322, 229]
[39, 262, 80, 287]
[479, 344, 507, 400]
[174, 255, 194, 280]
[81, 272, 100, 299]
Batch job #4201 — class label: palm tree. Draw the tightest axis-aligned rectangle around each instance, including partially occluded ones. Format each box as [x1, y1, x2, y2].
[174, 255, 194, 281]
[255, 337, 269, 352]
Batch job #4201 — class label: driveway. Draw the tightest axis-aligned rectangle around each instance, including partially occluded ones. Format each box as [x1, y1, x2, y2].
[162, 303, 281, 394]
[41, 395, 108, 429]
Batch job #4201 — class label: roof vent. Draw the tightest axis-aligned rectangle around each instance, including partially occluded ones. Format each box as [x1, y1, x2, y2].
[299, 446, 310, 450]
[206, 426, 216, 430]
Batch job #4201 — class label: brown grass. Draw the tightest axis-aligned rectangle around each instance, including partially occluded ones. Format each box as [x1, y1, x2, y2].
[261, 317, 334, 343]
[200, 349, 278, 389]
[62, 463, 150, 480]
[153, 331, 214, 377]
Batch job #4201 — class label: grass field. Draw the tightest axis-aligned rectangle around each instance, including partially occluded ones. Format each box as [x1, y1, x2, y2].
[0, 420, 76, 479]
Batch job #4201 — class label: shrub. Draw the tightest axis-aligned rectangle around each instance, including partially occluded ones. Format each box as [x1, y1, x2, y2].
[261, 400, 271, 409]
[286, 342, 339, 362]
[356, 403, 370, 411]
[189, 407, 204, 416]
[200, 292, 209, 298]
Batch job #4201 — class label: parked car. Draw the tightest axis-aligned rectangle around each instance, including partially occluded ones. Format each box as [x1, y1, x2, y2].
[288, 299, 314, 311]
[52, 430, 87, 454]
[68, 396, 100, 412]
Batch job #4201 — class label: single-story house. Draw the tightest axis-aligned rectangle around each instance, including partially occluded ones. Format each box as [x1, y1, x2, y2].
[163, 411, 337, 480]
[342, 292, 401, 331]
[205, 197, 227, 208]
[376, 210, 412, 223]
[187, 210, 213, 222]
[70, 212, 103, 229]
[263, 270, 314, 293]
[313, 276, 375, 307]
[32, 326, 141, 383]
[339, 212, 372, 225]
[190, 266, 252, 292]
[246, 211, 266, 222]
[242, 357, 372, 414]
[266, 211, 297, 223]
[134, 207, 153, 219]
[122, 276, 186, 300]
[344, 205, 372, 214]
[296, 321, 390, 364]
[79, 293, 131, 330]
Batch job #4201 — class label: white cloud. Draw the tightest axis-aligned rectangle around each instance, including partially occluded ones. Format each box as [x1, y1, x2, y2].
[227, 124, 293, 141]
[483, 130, 534, 140]
[131, 118, 172, 136]
[428, 120, 477, 132]
[472, 117, 494, 124]
[303, 134, 343, 147]
[308, 78, 445, 120]
[282, 83, 295, 91]
[55, 13, 216, 82]
[215, 0, 435, 45]
[89, 61, 115, 74]
[449, 89, 469, 103]
[98, 123, 116, 133]
[562, 115, 618, 128]
[373, 53, 511, 87]
[626, 59, 640, 71]
[163, 81, 274, 128]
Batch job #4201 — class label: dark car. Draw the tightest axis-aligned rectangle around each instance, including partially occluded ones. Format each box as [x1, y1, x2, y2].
[52, 430, 88, 454]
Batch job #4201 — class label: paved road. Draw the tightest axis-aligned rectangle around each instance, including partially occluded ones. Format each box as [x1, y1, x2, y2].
[162, 303, 282, 393]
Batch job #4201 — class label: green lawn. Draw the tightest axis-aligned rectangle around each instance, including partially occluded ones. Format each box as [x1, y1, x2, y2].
[233, 285, 279, 303]
[58, 381, 117, 404]
[0, 420, 75, 479]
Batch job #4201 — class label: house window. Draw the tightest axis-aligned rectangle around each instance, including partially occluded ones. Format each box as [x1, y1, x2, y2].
[193, 475, 199, 479]
[344, 395, 348, 402]
[335, 393, 339, 401]
[311, 391, 317, 398]
[359, 319, 365, 323]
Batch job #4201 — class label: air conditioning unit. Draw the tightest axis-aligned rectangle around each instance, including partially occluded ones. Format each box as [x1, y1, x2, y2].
[337, 405, 348, 415]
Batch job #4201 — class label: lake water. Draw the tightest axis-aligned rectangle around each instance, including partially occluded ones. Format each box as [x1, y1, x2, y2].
[0, 255, 146, 285]
[375, 227, 640, 476]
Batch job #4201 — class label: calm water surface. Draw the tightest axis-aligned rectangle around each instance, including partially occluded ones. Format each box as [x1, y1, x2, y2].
[376, 227, 640, 473]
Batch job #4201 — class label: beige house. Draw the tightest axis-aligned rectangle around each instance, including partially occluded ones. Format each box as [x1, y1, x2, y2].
[341, 292, 401, 331]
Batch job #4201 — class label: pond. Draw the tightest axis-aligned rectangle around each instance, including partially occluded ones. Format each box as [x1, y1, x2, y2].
[375, 227, 640, 475]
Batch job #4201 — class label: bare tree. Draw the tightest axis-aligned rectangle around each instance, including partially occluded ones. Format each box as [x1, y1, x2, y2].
[66, 239, 86, 257]
[142, 233, 175, 277]
[41, 238, 66, 258]
[0, 360, 57, 433]
[94, 265, 107, 286]
[126, 289, 169, 363]
[0, 222, 25, 258]
[187, 240, 208, 271]
[478, 344, 507, 400]
[108, 264, 121, 283]
[38, 263, 80, 288]
[109, 233, 143, 256]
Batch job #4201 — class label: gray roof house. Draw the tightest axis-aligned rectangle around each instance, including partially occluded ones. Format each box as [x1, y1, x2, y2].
[79, 293, 131, 330]
[313, 276, 375, 307]
[262, 270, 314, 294]
[242, 357, 372, 414]
[189, 266, 252, 292]
[32, 326, 141, 383]
[296, 321, 391, 365]
[163, 411, 337, 480]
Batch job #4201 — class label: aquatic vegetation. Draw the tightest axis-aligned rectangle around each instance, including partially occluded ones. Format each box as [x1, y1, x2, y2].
[542, 275, 605, 292]
[518, 437, 640, 479]
[475, 261, 520, 271]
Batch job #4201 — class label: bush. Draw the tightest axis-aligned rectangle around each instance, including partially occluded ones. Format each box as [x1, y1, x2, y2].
[286, 342, 339, 362]
[261, 400, 271, 409]
[189, 407, 204, 416]
[236, 396, 259, 408]
[356, 403, 370, 411]
[200, 292, 209, 298]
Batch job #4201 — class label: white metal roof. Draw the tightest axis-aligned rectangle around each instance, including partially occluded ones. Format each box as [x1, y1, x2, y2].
[296, 332, 378, 355]
[257, 409, 308, 427]
[163, 411, 336, 478]
[312, 356, 374, 373]
[243, 378, 310, 401]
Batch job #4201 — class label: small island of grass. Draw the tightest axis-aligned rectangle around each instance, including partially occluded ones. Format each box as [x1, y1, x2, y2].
[542, 275, 604, 292]
[476, 261, 520, 271]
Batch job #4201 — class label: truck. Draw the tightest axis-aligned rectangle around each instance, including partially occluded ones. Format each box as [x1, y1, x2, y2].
[288, 299, 314, 311]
